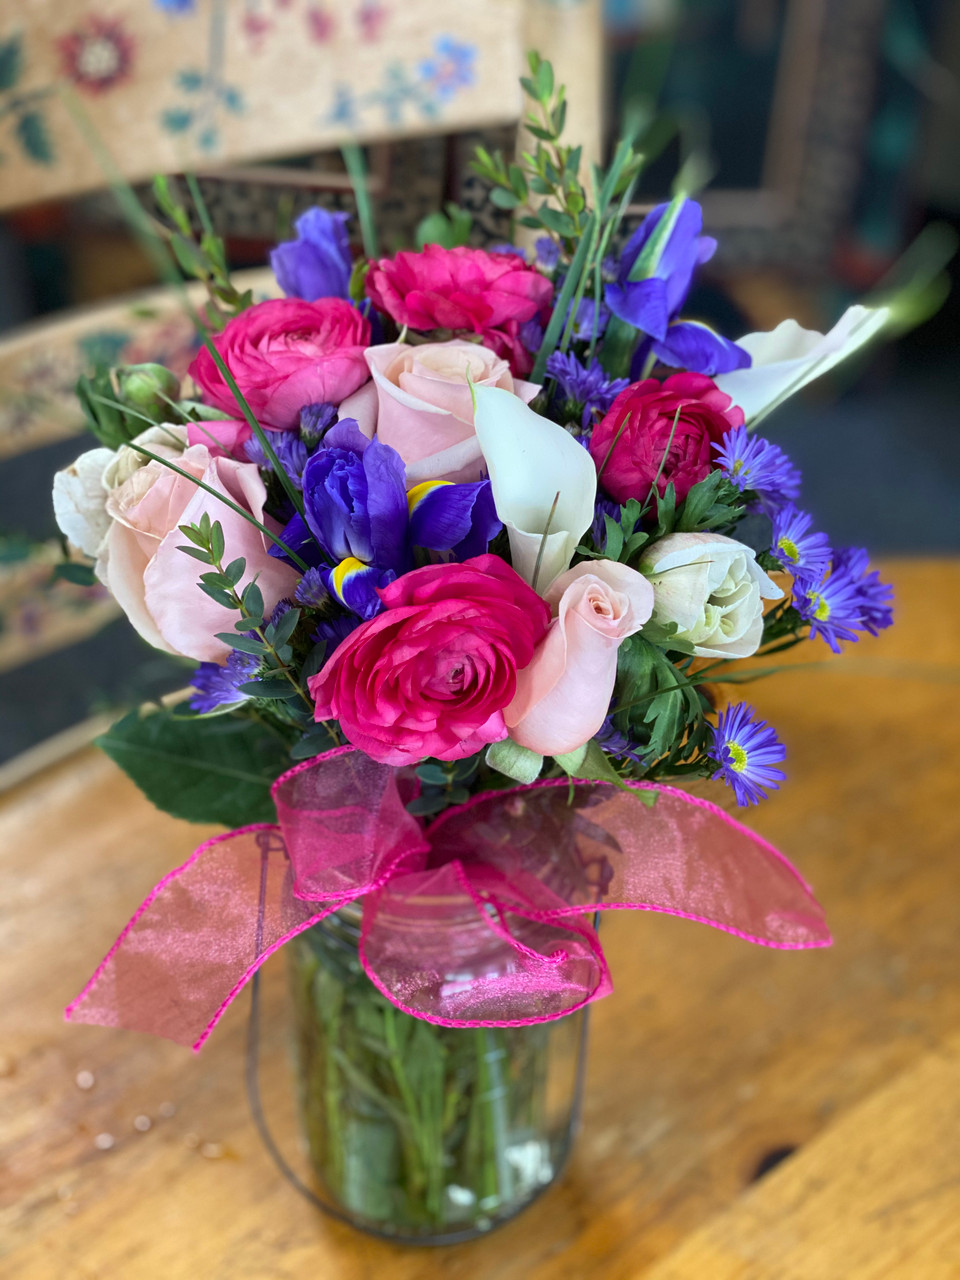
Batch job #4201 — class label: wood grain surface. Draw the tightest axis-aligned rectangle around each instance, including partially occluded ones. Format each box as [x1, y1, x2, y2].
[1, 558, 958, 1279]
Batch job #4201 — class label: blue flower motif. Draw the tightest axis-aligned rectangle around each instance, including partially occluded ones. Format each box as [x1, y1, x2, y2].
[795, 548, 894, 653]
[189, 650, 260, 714]
[154, 0, 196, 12]
[419, 36, 476, 101]
[770, 505, 832, 586]
[270, 208, 353, 302]
[713, 426, 801, 513]
[710, 703, 786, 807]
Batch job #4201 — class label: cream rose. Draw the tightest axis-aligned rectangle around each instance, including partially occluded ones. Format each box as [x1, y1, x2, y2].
[639, 532, 782, 659]
[338, 339, 539, 484]
[505, 560, 655, 756]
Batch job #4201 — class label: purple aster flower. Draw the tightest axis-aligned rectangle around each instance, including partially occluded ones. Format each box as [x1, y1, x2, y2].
[535, 237, 561, 271]
[244, 431, 309, 489]
[547, 351, 629, 429]
[295, 566, 332, 609]
[770, 505, 832, 584]
[270, 207, 353, 302]
[710, 703, 786, 807]
[596, 716, 647, 767]
[489, 243, 528, 260]
[713, 426, 801, 513]
[299, 402, 338, 445]
[795, 548, 894, 654]
[189, 649, 260, 714]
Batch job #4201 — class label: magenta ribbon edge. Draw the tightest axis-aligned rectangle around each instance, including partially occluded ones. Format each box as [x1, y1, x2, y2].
[65, 748, 831, 1049]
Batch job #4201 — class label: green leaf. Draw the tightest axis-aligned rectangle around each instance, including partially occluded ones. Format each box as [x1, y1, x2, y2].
[267, 607, 301, 649]
[199, 583, 237, 609]
[489, 187, 520, 211]
[555, 741, 656, 801]
[214, 633, 266, 656]
[406, 793, 449, 817]
[536, 59, 555, 102]
[536, 205, 575, 237]
[485, 739, 543, 784]
[242, 582, 264, 619]
[223, 557, 246, 585]
[51, 561, 97, 587]
[416, 762, 450, 787]
[240, 676, 297, 699]
[97, 708, 290, 825]
[0, 34, 22, 91]
[178, 523, 210, 549]
[209, 520, 225, 562]
[16, 110, 54, 166]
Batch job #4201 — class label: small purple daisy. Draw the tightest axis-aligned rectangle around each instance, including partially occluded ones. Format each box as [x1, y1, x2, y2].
[770, 504, 832, 585]
[596, 716, 647, 768]
[712, 426, 801, 513]
[795, 548, 894, 654]
[710, 703, 786, 806]
[189, 649, 260, 714]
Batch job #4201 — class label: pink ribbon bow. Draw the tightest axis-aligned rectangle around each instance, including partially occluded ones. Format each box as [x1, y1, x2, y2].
[66, 747, 830, 1050]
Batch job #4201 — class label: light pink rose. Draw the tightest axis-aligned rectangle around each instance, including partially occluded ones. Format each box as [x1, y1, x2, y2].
[98, 446, 299, 661]
[505, 560, 655, 756]
[340, 339, 540, 484]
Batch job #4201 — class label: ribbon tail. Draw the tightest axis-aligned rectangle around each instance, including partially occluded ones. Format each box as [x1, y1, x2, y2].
[359, 861, 611, 1027]
[65, 824, 342, 1051]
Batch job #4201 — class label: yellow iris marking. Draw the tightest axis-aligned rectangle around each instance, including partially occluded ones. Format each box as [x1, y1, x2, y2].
[727, 742, 748, 773]
[331, 556, 366, 597]
[406, 480, 452, 514]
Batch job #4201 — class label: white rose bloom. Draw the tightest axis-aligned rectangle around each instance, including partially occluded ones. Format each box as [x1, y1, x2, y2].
[53, 424, 188, 559]
[640, 531, 782, 659]
[52, 446, 116, 557]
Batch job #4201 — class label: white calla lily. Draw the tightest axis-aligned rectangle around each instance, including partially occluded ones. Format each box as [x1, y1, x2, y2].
[715, 304, 891, 426]
[473, 384, 597, 591]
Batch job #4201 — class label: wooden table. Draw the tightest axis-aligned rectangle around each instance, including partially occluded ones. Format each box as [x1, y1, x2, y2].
[2, 558, 959, 1279]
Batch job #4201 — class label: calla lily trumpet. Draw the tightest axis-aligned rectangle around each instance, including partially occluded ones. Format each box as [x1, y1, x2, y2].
[715, 304, 890, 425]
[473, 385, 597, 591]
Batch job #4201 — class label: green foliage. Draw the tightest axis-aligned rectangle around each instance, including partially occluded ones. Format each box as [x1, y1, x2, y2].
[408, 755, 483, 817]
[51, 561, 97, 587]
[97, 707, 291, 826]
[0, 34, 22, 91]
[483, 739, 543, 786]
[75, 366, 141, 448]
[16, 110, 53, 165]
[415, 203, 473, 250]
[612, 636, 713, 773]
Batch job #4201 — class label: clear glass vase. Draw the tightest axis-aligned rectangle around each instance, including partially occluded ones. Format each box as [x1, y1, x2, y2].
[288, 906, 588, 1243]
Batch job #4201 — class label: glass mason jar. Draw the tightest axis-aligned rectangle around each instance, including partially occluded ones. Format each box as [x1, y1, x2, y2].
[288, 905, 588, 1243]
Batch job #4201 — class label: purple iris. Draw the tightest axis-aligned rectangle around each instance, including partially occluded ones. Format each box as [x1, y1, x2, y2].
[547, 351, 629, 430]
[189, 650, 260, 713]
[710, 703, 786, 807]
[270, 208, 353, 302]
[607, 199, 750, 377]
[795, 548, 894, 653]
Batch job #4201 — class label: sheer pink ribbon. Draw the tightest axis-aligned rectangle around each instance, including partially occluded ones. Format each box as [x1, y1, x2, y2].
[66, 746, 830, 1050]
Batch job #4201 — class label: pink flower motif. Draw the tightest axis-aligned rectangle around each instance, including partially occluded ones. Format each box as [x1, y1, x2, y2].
[365, 246, 553, 377]
[590, 372, 744, 507]
[309, 555, 552, 765]
[58, 18, 135, 95]
[188, 297, 371, 430]
[306, 6, 335, 42]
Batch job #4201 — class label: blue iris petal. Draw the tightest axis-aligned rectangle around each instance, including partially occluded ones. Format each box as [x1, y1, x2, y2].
[409, 480, 502, 561]
[651, 320, 752, 377]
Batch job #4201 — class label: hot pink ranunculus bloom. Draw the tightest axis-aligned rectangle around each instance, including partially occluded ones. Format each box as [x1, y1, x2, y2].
[188, 297, 371, 430]
[590, 372, 743, 506]
[308, 555, 552, 765]
[365, 245, 552, 376]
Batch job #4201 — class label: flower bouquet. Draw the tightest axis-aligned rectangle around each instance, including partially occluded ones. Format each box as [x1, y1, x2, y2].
[56, 57, 895, 1242]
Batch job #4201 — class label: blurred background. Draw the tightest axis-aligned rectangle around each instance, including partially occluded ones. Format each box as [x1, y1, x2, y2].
[0, 0, 957, 774]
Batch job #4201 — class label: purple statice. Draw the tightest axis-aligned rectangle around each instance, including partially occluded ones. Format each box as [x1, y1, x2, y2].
[189, 650, 260, 713]
[312, 613, 360, 651]
[294, 566, 332, 609]
[713, 425, 802, 513]
[546, 350, 629, 429]
[520, 317, 544, 354]
[596, 716, 647, 768]
[710, 703, 786, 807]
[489, 243, 528, 260]
[244, 431, 309, 489]
[795, 548, 894, 654]
[299, 402, 338, 446]
[590, 494, 623, 547]
[535, 237, 561, 271]
[770, 504, 832, 585]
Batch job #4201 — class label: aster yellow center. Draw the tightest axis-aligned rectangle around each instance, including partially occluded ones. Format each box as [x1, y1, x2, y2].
[811, 593, 830, 621]
[777, 536, 798, 561]
[727, 742, 748, 773]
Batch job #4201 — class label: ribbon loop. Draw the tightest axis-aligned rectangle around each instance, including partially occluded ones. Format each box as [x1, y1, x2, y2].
[66, 749, 830, 1050]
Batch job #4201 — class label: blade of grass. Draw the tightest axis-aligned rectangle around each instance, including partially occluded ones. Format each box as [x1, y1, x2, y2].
[341, 142, 378, 260]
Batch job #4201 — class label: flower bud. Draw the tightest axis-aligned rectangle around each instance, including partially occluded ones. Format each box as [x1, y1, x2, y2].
[116, 363, 182, 423]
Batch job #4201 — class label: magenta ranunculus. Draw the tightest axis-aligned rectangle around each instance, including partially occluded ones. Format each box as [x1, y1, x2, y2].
[308, 555, 551, 765]
[188, 297, 371, 430]
[590, 372, 743, 506]
[365, 245, 553, 376]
